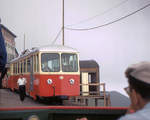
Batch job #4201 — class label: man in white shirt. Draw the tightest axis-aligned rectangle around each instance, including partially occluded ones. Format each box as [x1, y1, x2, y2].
[17, 74, 27, 101]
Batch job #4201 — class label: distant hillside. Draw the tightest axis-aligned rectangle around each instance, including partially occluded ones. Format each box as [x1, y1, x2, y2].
[109, 91, 130, 107]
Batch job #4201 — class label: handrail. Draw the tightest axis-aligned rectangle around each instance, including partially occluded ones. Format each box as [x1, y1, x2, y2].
[80, 83, 107, 106]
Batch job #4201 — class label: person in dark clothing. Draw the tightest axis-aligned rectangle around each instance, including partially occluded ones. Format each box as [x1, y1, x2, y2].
[0, 67, 7, 88]
[0, 22, 7, 89]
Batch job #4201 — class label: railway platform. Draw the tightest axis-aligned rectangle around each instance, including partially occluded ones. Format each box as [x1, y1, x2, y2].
[0, 89, 46, 108]
[0, 89, 127, 120]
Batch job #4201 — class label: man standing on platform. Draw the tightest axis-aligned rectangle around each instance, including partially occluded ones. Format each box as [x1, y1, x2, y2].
[17, 74, 27, 101]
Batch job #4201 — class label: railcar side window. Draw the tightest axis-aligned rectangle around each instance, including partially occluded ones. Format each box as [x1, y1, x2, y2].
[36, 54, 39, 72]
[41, 53, 60, 72]
[15, 63, 17, 74]
[13, 63, 15, 74]
[18, 62, 20, 74]
[24, 59, 26, 73]
[16, 63, 17, 74]
[61, 53, 78, 72]
[21, 61, 23, 73]
[27, 58, 30, 72]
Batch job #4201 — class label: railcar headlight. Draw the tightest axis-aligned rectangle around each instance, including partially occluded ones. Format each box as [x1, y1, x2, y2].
[47, 79, 53, 84]
[69, 79, 75, 85]
[59, 76, 64, 80]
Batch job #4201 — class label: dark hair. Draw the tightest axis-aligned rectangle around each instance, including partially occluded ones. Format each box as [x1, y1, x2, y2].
[128, 75, 150, 100]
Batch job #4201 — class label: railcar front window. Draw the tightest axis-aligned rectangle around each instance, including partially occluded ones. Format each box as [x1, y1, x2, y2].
[61, 53, 78, 72]
[41, 53, 60, 72]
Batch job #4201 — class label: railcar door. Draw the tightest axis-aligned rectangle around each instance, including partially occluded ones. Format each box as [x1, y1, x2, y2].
[29, 56, 34, 91]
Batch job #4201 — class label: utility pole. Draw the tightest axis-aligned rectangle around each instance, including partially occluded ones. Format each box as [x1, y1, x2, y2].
[62, 0, 64, 46]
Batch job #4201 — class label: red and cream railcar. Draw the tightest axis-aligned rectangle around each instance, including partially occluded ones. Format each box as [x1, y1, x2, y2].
[7, 45, 80, 100]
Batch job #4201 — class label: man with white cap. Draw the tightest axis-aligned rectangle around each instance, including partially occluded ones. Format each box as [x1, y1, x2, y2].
[77, 61, 150, 120]
[119, 61, 150, 120]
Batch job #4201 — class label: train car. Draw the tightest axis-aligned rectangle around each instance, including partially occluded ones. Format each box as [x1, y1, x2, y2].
[6, 45, 80, 101]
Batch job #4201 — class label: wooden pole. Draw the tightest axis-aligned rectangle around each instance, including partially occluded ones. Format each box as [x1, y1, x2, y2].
[62, 0, 64, 46]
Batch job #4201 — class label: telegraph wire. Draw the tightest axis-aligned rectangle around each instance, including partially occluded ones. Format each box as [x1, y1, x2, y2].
[51, 27, 62, 45]
[66, 0, 129, 27]
[39, 28, 62, 48]
[65, 2, 150, 31]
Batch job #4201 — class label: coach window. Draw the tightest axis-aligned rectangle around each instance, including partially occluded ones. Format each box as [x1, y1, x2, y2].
[41, 53, 60, 72]
[12, 63, 14, 74]
[19, 62, 21, 74]
[35, 55, 37, 72]
[34, 55, 36, 72]
[10, 64, 13, 75]
[14, 63, 16, 74]
[34, 55, 37, 72]
[13, 63, 15, 74]
[16, 63, 18, 74]
[27, 58, 30, 72]
[32, 56, 34, 72]
[19, 62, 20, 74]
[61, 53, 78, 72]
[14, 63, 15, 74]
[17, 62, 19, 74]
[36, 54, 39, 72]
[16, 63, 17, 74]
[24, 59, 26, 73]
[20, 61, 23, 73]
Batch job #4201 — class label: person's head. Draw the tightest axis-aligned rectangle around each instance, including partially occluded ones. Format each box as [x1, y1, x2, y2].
[125, 61, 150, 111]
[20, 74, 23, 78]
[44, 62, 48, 67]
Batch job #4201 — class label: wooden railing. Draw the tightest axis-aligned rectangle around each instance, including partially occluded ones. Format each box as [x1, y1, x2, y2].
[70, 83, 111, 106]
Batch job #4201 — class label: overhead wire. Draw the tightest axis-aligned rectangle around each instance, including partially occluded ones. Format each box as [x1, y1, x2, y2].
[66, 0, 129, 27]
[51, 27, 62, 45]
[65, 2, 150, 31]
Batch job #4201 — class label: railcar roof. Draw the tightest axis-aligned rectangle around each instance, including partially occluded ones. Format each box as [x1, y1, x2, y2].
[38, 45, 78, 52]
[10, 45, 78, 63]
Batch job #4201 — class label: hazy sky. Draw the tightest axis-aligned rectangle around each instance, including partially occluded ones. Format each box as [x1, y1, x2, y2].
[0, 0, 150, 96]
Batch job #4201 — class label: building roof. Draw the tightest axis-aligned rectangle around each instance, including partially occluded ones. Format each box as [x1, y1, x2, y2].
[1, 24, 16, 38]
[79, 60, 99, 69]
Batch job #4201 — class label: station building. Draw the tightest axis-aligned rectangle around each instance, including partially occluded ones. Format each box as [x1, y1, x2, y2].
[1, 24, 18, 62]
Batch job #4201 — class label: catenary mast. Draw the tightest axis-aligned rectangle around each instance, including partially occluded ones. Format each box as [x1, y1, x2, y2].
[62, 0, 64, 46]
